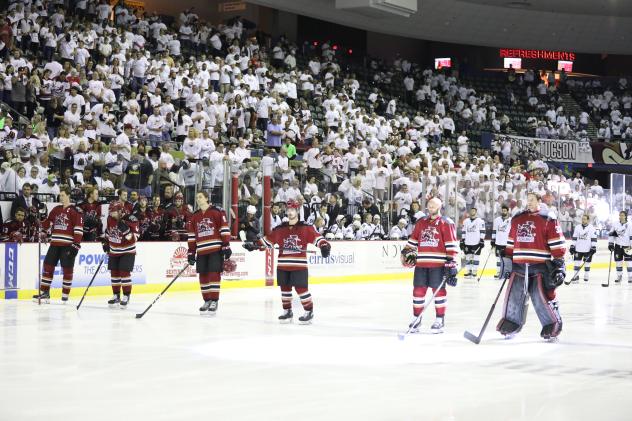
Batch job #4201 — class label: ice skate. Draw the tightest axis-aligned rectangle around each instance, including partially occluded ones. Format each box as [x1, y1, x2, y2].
[408, 316, 421, 333]
[119, 295, 129, 309]
[207, 300, 218, 316]
[108, 294, 120, 308]
[61, 294, 69, 304]
[430, 317, 444, 334]
[199, 300, 213, 315]
[615, 274, 622, 283]
[583, 277, 589, 282]
[32, 291, 50, 304]
[298, 310, 313, 325]
[278, 309, 293, 323]
[571, 275, 579, 283]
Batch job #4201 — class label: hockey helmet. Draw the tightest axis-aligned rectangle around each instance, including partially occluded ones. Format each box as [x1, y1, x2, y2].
[325, 232, 335, 240]
[175, 192, 184, 201]
[286, 199, 300, 210]
[223, 258, 237, 273]
[334, 232, 344, 240]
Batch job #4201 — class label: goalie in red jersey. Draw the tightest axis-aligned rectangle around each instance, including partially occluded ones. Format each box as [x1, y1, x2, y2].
[243, 199, 331, 325]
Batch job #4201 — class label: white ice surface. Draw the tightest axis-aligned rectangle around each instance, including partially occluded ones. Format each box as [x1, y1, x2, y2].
[1, 275, 632, 421]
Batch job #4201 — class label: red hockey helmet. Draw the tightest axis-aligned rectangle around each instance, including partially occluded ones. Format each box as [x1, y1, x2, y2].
[223, 258, 237, 273]
[109, 201, 123, 214]
[286, 199, 300, 210]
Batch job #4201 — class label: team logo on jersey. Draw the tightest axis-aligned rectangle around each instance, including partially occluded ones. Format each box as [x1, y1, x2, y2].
[419, 227, 439, 247]
[517, 221, 536, 242]
[498, 221, 510, 232]
[197, 218, 215, 236]
[283, 235, 302, 254]
[108, 227, 122, 244]
[53, 213, 70, 231]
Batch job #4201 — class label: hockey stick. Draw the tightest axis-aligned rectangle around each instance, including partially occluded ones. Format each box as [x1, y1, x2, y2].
[397, 277, 448, 341]
[464, 275, 508, 344]
[37, 226, 42, 306]
[476, 250, 493, 283]
[76, 256, 106, 310]
[563, 257, 587, 286]
[603, 250, 613, 287]
[135, 264, 190, 319]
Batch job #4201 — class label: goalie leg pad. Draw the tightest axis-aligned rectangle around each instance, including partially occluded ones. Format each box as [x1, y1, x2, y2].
[529, 274, 562, 338]
[496, 272, 528, 335]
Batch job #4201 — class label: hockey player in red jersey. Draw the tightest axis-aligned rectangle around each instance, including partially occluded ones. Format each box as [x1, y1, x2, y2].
[79, 187, 102, 241]
[186, 191, 232, 315]
[101, 201, 139, 309]
[497, 192, 567, 340]
[167, 192, 192, 241]
[243, 199, 331, 324]
[0, 208, 34, 242]
[34, 186, 84, 303]
[400, 197, 459, 333]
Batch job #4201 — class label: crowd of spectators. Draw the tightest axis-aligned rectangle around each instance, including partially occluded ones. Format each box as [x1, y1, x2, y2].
[0, 0, 620, 244]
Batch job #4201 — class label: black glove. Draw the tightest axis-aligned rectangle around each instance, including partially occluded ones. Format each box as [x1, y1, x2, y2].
[589, 247, 596, 257]
[220, 243, 232, 260]
[101, 240, 110, 253]
[69, 242, 81, 259]
[551, 258, 566, 287]
[444, 260, 458, 287]
[608, 243, 615, 252]
[117, 220, 130, 235]
[320, 243, 331, 259]
[459, 239, 465, 251]
[401, 248, 417, 267]
[569, 245, 576, 255]
[187, 253, 196, 266]
[478, 240, 485, 253]
[243, 241, 258, 252]
[491, 240, 496, 249]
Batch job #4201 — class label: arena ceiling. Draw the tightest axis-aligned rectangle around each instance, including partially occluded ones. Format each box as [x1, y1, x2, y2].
[246, 0, 632, 55]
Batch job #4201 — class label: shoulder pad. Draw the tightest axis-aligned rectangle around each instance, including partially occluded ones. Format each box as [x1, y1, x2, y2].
[126, 215, 138, 222]
[73, 205, 83, 213]
[212, 205, 224, 212]
[194, 209, 202, 215]
[441, 216, 455, 225]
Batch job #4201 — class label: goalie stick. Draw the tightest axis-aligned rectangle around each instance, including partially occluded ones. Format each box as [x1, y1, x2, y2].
[464, 258, 512, 344]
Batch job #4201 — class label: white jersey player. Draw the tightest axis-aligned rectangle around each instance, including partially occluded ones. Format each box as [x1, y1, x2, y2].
[491, 205, 512, 279]
[608, 211, 632, 283]
[460, 208, 486, 278]
[389, 219, 409, 240]
[570, 214, 597, 283]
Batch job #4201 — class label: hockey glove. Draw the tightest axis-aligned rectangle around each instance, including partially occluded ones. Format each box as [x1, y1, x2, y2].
[459, 239, 465, 251]
[117, 220, 130, 235]
[101, 238, 110, 253]
[490, 240, 496, 249]
[550, 258, 566, 287]
[608, 243, 615, 252]
[220, 243, 232, 260]
[444, 260, 458, 287]
[569, 245, 576, 256]
[478, 240, 485, 252]
[589, 247, 596, 257]
[39, 231, 49, 243]
[187, 253, 196, 266]
[69, 243, 81, 259]
[400, 248, 417, 268]
[242, 241, 259, 252]
[320, 243, 331, 259]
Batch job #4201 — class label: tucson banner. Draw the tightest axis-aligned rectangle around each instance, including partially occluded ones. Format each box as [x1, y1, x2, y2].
[494, 134, 594, 163]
